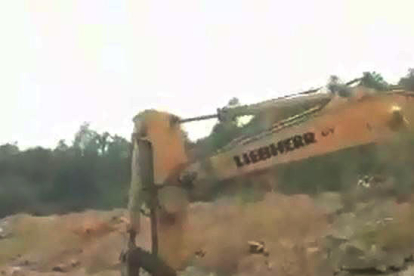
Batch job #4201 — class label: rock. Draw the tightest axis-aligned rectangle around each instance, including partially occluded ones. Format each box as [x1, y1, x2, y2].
[344, 243, 365, 256]
[52, 264, 65, 272]
[306, 246, 320, 255]
[179, 266, 214, 276]
[401, 265, 414, 276]
[323, 235, 349, 250]
[264, 260, 273, 271]
[194, 249, 206, 258]
[10, 267, 23, 276]
[329, 213, 358, 240]
[70, 259, 80, 268]
[405, 252, 414, 262]
[314, 192, 344, 214]
[388, 254, 405, 270]
[313, 261, 336, 276]
[375, 264, 387, 273]
[334, 242, 383, 271]
[334, 271, 351, 276]
[328, 234, 411, 273]
[94, 269, 120, 276]
[247, 241, 269, 256]
[0, 218, 14, 240]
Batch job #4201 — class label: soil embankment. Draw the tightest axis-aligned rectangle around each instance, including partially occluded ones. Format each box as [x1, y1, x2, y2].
[2, 190, 414, 276]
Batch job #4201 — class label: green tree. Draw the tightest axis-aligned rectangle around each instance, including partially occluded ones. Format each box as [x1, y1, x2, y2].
[95, 132, 112, 155]
[49, 160, 99, 211]
[327, 75, 352, 97]
[73, 123, 100, 156]
[106, 135, 129, 158]
[360, 71, 389, 91]
[54, 139, 69, 152]
[227, 97, 240, 107]
[0, 122, 136, 217]
[0, 142, 19, 158]
[398, 68, 414, 91]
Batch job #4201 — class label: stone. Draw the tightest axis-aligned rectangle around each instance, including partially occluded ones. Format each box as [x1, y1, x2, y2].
[387, 253, 406, 270]
[314, 192, 344, 214]
[375, 264, 387, 273]
[10, 267, 23, 276]
[70, 260, 80, 268]
[401, 265, 414, 276]
[52, 265, 65, 272]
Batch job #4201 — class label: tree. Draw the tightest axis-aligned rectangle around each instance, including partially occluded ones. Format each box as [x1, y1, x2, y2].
[49, 160, 99, 210]
[227, 97, 240, 107]
[106, 135, 130, 159]
[360, 71, 389, 91]
[73, 123, 100, 156]
[327, 75, 351, 97]
[398, 68, 414, 91]
[19, 147, 53, 184]
[54, 139, 69, 152]
[0, 143, 19, 159]
[95, 132, 112, 155]
[0, 123, 135, 217]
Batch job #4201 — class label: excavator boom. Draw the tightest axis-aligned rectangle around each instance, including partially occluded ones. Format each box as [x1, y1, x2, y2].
[180, 89, 414, 187]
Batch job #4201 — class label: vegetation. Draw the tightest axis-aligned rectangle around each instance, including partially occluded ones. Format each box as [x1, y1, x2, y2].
[398, 68, 414, 91]
[360, 71, 390, 91]
[0, 123, 130, 217]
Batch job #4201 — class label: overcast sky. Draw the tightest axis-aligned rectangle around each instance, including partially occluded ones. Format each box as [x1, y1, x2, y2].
[1, 0, 414, 149]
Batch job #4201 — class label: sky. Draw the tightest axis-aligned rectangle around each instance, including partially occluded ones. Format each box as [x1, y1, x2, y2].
[1, 0, 414, 149]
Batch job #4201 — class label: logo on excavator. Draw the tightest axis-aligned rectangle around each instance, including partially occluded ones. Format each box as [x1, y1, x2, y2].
[233, 132, 317, 168]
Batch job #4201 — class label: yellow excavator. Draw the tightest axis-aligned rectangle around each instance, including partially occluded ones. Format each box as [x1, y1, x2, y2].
[120, 80, 414, 276]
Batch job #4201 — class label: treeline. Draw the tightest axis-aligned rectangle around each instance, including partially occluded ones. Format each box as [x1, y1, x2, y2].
[0, 123, 131, 217]
[1, 70, 414, 217]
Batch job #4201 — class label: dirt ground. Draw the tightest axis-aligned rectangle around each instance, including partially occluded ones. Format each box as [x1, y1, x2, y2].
[1, 191, 414, 276]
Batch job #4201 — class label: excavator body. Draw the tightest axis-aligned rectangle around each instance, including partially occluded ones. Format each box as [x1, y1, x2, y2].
[123, 84, 414, 275]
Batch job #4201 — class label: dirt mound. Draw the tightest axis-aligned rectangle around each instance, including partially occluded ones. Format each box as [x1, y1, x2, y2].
[3, 192, 414, 276]
[0, 209, 130, 275]
[0, 193, 330, 276]
[168, 193, 329, 275]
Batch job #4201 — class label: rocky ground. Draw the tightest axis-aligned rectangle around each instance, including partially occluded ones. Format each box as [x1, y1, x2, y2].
[2, 188, 414, 276]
